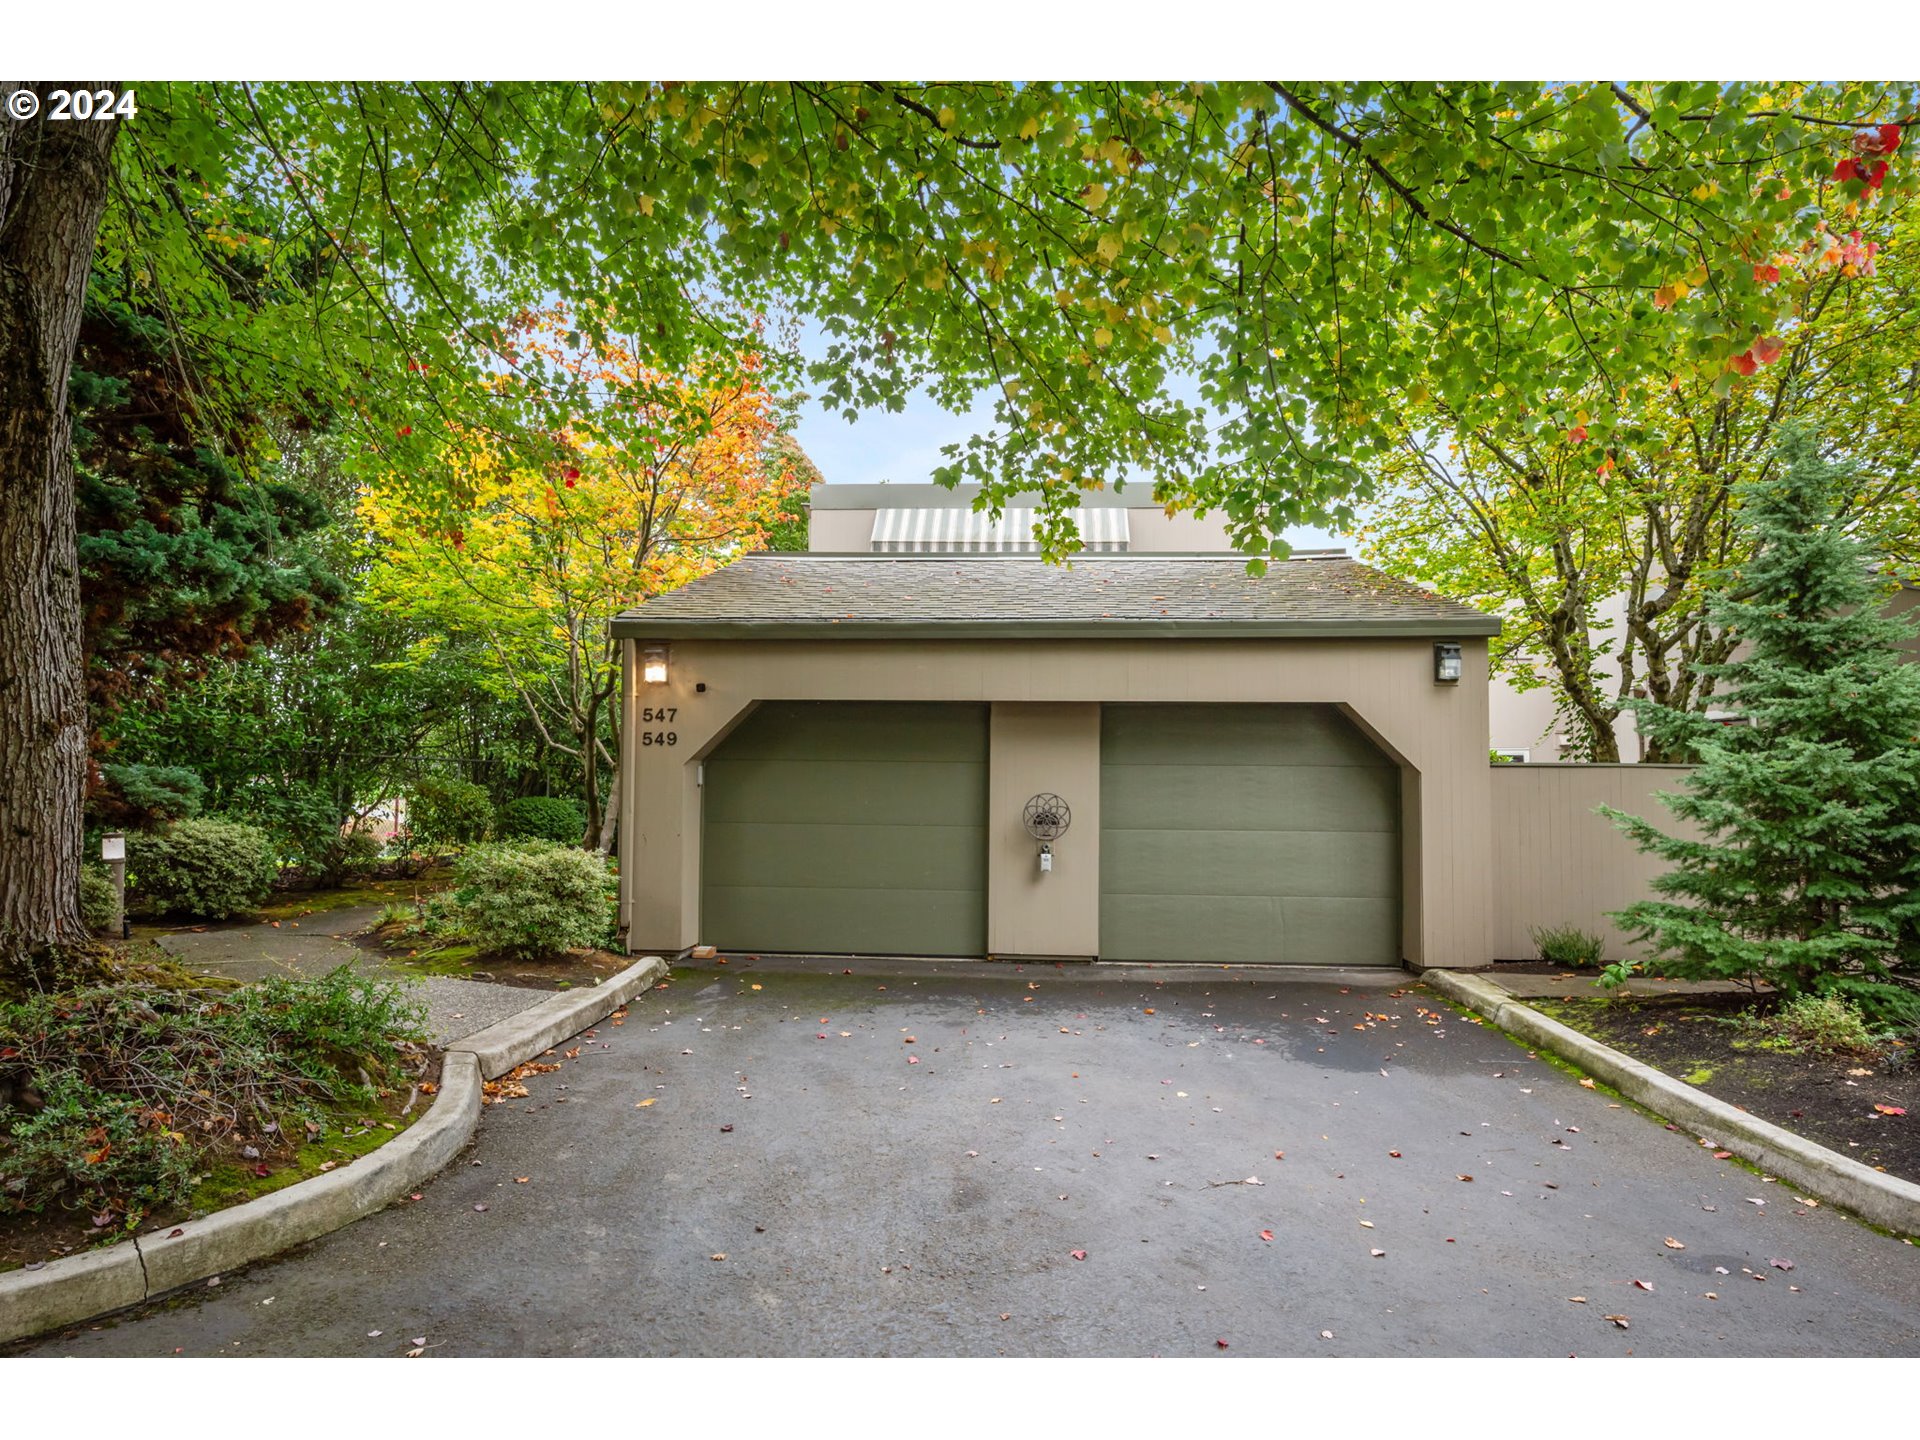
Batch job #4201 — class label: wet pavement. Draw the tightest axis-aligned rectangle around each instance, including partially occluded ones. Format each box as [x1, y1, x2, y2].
[15, 960, 1919, 1357]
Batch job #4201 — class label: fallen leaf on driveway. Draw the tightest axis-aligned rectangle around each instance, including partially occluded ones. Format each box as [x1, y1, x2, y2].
[635, 1099, 656, 1108]
[1632, 1279, 1654, 1291]
[1070, 1250, 1088, 1261]
[1320, 1330, 1334, 1340]
[406, 1348, 425, 1358]
[1370, 1248, 1386, 1258]
[1457, 1174, 1474, 1182]
[1746, 1198, 1766, 1206]
[514, 1176, 531, 1184]
[1713, 1150, 1733, 1159]
[1567, 1297, 1586, 1304]
[473, 1204, 489, 1212]
[1770, 1257, 1795, 1271]
[1259, 1230, 1274, 1242]
[1663, 1238, 1685, 1250]
[1578, 1078, 1596, 1089]
[1359, 1220, 1374, 1229]
[1388, 1150, 1402, 1159]
[1874, 1104, 1906, 1116]
[1215, 1338, 1229, 1349]
[1793, 1196, 1819, 1207]
[1604, 1315, 1630, 1330]
[711, 1253, 727, 1261]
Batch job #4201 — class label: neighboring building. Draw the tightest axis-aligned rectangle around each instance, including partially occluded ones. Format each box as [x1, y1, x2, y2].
[1486, 583, 1920, 762]
[611, 485, 1502, 968]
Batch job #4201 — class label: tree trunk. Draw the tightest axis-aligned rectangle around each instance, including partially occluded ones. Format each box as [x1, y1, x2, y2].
[0, 86, 120, 977]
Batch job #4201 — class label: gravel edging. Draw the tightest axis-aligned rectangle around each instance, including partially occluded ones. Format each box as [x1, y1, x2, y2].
[1419, 967, 1920, 1237]
[0, 953, 668, 1345]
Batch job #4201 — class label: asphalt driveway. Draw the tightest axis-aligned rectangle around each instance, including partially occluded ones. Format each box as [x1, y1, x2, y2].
[16, 959, 1920, 1357]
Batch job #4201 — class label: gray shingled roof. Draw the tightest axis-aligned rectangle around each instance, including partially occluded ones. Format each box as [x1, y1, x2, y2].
[612, 554, 1499, 639]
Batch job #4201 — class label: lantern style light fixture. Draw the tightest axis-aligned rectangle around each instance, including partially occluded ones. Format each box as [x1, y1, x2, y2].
[642, 643, 669, 685]
[1433, 641, 1463, 685]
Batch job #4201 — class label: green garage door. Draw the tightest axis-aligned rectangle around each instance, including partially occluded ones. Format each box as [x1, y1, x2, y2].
[701, 701, 988, 956]
[1100, 705, 1401, 965]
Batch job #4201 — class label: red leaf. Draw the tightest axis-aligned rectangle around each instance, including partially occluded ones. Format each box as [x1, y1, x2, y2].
[1752, 263, 1781, 285]
[1880, 123, 1903, 154]
[1750, 335, 1785, 366]
[1215, 1338, 1229, 1349]
[1259, 1229, 1275, 1242]
[1874, 1104, 1906, 1116]
[1728, 351, 1759, 377]
[1070, 1249, 1088, 1261]
[1868, 160, 1890, 189]
[1567, 424, 1588, 443]
[1834, 157, 1861, 183]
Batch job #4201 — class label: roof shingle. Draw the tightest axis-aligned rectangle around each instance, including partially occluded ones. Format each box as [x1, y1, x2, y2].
[613, 554, 1497, 639]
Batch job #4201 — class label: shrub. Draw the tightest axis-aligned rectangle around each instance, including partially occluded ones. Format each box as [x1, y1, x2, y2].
[231, 784, 381, 887]
[495, 795, 586, 845]
[0, 966, 425, 1218]
[453, 841, 614, 958]
[97, 763, 205, 826]
[128, 817, 278, 919]
[79, 864, 120, 935]
[407, 776, 493, 850]
[1764, 994, 1877, 1058]
[1531, 924, 1606, 969]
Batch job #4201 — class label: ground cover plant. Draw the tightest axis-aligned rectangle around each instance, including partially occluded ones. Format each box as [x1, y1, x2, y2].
[0, 961, 428, 1248]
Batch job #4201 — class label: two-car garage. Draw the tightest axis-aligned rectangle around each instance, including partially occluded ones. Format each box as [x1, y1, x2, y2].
[698, 699, 1400, 965]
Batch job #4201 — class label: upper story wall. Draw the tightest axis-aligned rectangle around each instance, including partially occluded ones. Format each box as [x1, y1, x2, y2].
[806, 481, 1238, 553]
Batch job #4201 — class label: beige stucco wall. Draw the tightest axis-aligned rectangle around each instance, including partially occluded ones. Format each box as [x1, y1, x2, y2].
[1488, 763, 1696, 961]
[988, 703, 1101, 957]
[618, 635, 1492, 966]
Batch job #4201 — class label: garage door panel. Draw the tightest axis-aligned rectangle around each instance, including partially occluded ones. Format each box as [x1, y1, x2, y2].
[711, 703, 988, 763]
[1101, 764, 1400, 833]
[704, 820, 987, 892]
[1100, 704, 1401, 966]
[1279, 897, 1402, 965]
[1101, 704, 1390, 768]
[1102, 828, 1398, 899]
[702, 886, 983, 957]
[1101, 895, 1284, 962]
[702, 701, 987, 955]
[704, 759, 986, 827]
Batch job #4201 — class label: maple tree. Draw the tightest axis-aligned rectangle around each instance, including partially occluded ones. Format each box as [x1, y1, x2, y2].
[6, 79, 1918, 973]
[1359, 201, 1920, 760]
[358, 311, 804, 850]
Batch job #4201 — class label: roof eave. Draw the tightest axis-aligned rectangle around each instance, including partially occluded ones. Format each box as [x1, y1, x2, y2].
[609, 616, 1502, 640]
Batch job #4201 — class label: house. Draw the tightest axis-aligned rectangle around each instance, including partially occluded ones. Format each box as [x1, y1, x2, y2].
[610, 484, 1503, 968]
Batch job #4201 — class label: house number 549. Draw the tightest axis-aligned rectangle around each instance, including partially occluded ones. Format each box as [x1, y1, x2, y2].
[641, 731, 678, 747]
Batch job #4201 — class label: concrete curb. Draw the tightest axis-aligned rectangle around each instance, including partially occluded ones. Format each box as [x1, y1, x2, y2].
[1, 953, 668, 1346]
[446, 955, 668, 1079]
[1419, 967, 1920, 1237]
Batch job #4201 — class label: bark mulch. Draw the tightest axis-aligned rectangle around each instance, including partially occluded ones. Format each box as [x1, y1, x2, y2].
[1531, 991, 1919, 1186]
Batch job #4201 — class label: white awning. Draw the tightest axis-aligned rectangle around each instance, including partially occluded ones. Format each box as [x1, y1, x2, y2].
[870, 506, 1129, 553]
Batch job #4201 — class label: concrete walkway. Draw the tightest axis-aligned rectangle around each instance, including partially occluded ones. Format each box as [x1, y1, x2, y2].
[17, 963, 1917, 1358]
[151, 907, 546, 1048]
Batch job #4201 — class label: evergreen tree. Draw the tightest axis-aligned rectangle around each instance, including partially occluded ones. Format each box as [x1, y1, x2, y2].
[1604, 429, 1920, 1017]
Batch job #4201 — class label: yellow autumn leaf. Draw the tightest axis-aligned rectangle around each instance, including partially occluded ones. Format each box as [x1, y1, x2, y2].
[635, 1098, 657, 1108]
[1018, 115, 1040, 141]
[937, 106, 955, 129]
[1092, 327, 1113, 347]
[1096, 232, 1123, 263]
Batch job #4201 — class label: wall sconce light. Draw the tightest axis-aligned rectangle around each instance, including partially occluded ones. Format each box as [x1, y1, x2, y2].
[642, 643, 669, 685]
[1023, 793, 1072, 875]
[1433, 641, 1462, 685]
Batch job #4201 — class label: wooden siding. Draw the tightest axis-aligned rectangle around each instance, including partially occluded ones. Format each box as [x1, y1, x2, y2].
[1489, 763, 1697, 961]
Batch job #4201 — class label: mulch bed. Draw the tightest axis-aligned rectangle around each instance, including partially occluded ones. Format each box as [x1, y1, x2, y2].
[1531, 992, 1919, 1186]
